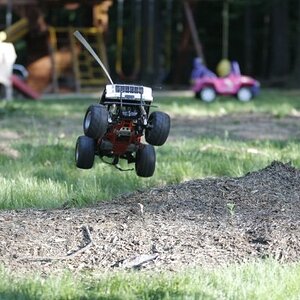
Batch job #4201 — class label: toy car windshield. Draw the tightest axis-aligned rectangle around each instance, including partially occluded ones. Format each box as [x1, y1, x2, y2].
[105, 84, 153, 101]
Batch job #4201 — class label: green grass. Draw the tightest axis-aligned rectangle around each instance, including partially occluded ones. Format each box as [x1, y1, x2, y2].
[0, 89, 300, 209]
[1, 260, 300, 299]
[157, 89, 300, 117]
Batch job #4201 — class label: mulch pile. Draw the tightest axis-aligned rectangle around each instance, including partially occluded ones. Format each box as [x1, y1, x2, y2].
[1, 161, 300, 274]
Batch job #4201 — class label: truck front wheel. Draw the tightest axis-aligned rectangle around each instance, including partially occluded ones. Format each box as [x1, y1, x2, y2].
[145, 111, 170, 146]
[83, 104, 108, 139]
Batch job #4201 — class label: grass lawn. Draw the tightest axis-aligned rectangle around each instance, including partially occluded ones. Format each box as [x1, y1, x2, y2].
[0, 89, 300, 209]
[1, 260, 300, 299]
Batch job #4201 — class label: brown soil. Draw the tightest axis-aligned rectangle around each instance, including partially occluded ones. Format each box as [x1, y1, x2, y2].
[1, 161, 300, 275]
[1, 112, 300, 275]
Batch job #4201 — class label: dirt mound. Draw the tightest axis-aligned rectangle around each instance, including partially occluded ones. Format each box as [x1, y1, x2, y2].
[1, 161, 300, 274]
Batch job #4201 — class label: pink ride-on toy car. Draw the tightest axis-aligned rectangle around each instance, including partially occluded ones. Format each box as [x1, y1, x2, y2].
[191, 58, 260, 102]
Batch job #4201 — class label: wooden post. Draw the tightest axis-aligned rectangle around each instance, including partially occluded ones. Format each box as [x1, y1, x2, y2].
[183, 0, 205, 63]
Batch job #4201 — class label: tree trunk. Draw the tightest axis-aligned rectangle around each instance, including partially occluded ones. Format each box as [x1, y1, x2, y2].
[244, 3, 253, 75]
[222, 0, 229, 59]
[292, 1, 300, 83]
[269, 0, 290, 80]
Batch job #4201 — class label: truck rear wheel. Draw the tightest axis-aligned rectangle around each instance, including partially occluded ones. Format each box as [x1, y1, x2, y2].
[135, 144, 156, 177]
[75, 136, 95, 169]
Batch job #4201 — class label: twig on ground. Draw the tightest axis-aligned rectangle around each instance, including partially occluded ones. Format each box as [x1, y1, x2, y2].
[16, 225, 95, 262]
[112, 253, 159, 269]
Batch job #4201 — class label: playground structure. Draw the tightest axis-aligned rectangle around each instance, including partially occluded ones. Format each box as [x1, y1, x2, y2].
[0, 0, 243, 98]
[33, 26, 109, 93]
[0, 0, 113, 98]
[0, 0, 189, 97]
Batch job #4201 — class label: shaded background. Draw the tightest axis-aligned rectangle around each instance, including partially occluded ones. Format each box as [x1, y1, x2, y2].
[0, 0, 299, 93]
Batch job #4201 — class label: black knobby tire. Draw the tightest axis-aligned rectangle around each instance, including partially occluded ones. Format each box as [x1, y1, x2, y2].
[75, 136, 95, 169]
[83, 104, 108, 139]
[145, 111, 170, 146]
[135, 144, 156, 177]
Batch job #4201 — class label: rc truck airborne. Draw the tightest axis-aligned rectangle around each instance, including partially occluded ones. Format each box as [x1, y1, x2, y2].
[74, 31, 170, 177]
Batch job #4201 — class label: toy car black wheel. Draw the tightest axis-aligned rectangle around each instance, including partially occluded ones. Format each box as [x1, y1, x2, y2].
[237, 87, 252, 102]
[145, 111, 170, 146]
[83, 104, 108, 139]
[135, 144, 156, 177]
[75, 136, 95, 169]
[200, 87, 216, 102]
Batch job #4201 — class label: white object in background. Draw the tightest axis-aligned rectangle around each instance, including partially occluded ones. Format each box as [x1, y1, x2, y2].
[0, 42, 17, 100]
